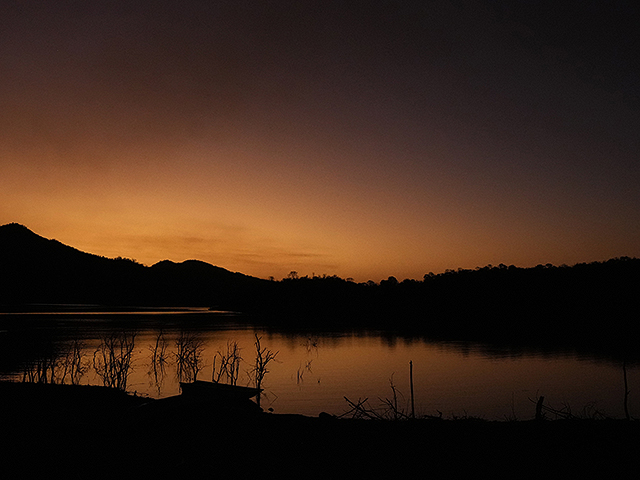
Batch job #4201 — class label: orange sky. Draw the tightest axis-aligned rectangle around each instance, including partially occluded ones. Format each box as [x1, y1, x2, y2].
[2, 1, 639, 282]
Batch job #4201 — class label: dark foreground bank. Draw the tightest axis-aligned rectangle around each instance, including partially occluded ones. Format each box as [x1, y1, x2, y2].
[2, 382, 639, 479]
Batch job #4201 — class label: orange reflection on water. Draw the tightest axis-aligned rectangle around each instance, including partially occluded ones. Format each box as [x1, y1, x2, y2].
[4, 317, 637, 420]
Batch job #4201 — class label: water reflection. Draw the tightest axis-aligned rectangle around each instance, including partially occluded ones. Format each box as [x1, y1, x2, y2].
[147, 330, 169, 394]
[1, 311, 638, 420]
[21, 337, 88, 385]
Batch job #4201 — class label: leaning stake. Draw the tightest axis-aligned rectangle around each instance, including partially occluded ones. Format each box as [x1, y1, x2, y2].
[409, 360, 415, 419]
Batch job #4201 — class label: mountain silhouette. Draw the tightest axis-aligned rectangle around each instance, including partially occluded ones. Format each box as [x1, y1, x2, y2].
[0, 223, 264, 307]
[2, 223, 639, 359]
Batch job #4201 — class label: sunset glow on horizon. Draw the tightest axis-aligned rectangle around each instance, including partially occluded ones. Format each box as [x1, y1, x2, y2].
[2, 1, 639, 282]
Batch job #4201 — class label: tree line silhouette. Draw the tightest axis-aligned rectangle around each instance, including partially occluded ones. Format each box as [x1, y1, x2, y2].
[251, 258, 639, 344]
[1, 223, 638, 356]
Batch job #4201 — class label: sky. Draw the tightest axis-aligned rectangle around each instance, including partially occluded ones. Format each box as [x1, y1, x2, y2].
[1, 1, 639, 282]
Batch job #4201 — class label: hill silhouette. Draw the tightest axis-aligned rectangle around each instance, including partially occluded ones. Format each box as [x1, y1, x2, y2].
[1, 223, 638, 356]
[0, 223, 264, 308]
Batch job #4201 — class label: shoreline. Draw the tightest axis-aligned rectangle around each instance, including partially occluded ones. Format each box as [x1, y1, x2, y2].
[2, 381, 639, 478]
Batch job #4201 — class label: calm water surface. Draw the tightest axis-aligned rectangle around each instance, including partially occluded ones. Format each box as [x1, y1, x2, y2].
[1, 310, 637, 420]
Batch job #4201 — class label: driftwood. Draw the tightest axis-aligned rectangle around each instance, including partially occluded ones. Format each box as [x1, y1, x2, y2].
[341, 363, 431, 421]
[340, 397, 380, 420]
[530, 396, 610, 420]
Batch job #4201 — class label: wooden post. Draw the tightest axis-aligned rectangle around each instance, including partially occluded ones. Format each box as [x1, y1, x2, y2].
[623, 359, 630, 421]
[409, 360, 415, 419]
[535, 396, 545, 421]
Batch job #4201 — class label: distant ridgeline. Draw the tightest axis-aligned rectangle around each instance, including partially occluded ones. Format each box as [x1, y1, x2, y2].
[1, 223, 638, 349]
[0, 223, 263, 309]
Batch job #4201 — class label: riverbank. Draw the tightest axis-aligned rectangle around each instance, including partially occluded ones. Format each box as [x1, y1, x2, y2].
[2, 382, 639, 479]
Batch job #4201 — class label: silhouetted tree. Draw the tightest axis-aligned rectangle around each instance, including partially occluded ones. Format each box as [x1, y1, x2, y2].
[248, 334, 278, 408]
[212, 340, 242, 385]
[93, 332, 136, 390]
[174, 331, 205, 382]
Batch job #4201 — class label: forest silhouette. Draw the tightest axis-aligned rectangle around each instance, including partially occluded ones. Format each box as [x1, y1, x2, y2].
[1, 223, 638, 357]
